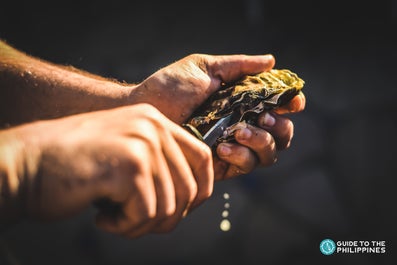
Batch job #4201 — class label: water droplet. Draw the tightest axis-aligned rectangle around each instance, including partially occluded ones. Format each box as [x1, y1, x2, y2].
[222, 210, 229, 218]
[224, 202, 230, 209]
[220, 219, 231, 231]
[223, 193, 230, 200]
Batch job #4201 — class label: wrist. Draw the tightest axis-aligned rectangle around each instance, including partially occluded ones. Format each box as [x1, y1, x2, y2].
[114, 82, 138, 107]
[125, 82, 191, 124]
[76, 79, 136, 114]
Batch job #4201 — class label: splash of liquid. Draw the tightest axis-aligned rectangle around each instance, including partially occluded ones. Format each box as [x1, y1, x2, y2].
[220, 193, 231, 232]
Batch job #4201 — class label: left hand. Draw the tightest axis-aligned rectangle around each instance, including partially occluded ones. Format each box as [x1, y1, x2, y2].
[214, 110, 301, 180]
[129, 53, 306, 180]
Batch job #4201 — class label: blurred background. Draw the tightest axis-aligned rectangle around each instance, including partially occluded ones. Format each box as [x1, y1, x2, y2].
[0, 0, 396, 264]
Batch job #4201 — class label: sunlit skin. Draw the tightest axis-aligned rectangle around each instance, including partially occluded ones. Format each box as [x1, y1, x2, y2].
[0, 41, 305, 237]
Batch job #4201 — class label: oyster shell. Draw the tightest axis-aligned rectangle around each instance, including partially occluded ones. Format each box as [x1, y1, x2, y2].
[185, 69, 305, 146]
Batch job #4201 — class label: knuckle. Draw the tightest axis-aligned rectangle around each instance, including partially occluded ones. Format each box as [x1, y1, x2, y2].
[276, 121, 294, 150]
[184, 179, 198, 203]
[157, 203, 176, 220]
[138, 103, 158, 114]
[232, 148, 256, 174]
[186, 53, 205, 61]
[262, 151, 277, 167]
[165, 202, 177, 217]
[196, 186, 213, 202]
[240, 148, 253, 164]
[263, 130, 275, 145]
[127, 192, 157, 227]
[200, 144, 213, 164]
[279, 118, 294, 138]
[137, 206, 156, 225]
[192, 142, 213, 173]
[185, 53, 209, 71]
[124, 141, 150, 169]
[137, 104, 165, 126]
[257, 131, 274, 149]
[189, 182, 199, 202]
[284, 119, 294, 138]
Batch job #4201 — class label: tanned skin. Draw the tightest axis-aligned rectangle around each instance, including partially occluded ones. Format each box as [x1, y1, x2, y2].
[0, 41, 305, 237]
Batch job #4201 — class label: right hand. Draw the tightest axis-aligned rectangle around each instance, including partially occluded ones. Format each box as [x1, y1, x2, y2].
[7, 104, 214, 237]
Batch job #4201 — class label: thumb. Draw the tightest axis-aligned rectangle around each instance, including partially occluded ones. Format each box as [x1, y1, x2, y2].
[208, 54, 275, 86]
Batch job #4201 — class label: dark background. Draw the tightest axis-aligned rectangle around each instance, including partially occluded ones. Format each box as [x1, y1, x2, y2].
[1, 0, 396, 264]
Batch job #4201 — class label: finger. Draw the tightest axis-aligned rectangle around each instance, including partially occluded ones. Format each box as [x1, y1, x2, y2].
[167, 121, 214, 209]
[223, 164, 251, 179]
[95, 140, 157, 235]
[257, 112, 294, 150]
[95, 176, 156, 236]
[152, 131, 198, 233]
[124, 141, 177, 238]
[213, 156, 230, 181]
[207, 54, 276, 88]
[234, 124, 278, 165]
[275, 92, 306, 114]
[216, 143, 259, 178]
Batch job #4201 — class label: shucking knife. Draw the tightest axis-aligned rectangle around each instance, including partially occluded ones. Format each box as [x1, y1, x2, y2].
[202, 114, 233, 147]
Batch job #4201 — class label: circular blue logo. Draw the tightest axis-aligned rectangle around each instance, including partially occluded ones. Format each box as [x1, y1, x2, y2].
[320, 239, 336, 255]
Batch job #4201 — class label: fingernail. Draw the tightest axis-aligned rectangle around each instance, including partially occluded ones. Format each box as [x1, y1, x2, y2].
[218, 144, 232, 156]
[262, 112, 276, 127]
[237, 128, 252, 140]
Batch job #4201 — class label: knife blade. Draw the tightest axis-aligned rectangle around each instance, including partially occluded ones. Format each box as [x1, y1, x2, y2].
[203, 114, 233, 147]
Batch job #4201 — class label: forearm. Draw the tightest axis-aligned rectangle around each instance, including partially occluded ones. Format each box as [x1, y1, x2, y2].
[0, 41, 134, 126]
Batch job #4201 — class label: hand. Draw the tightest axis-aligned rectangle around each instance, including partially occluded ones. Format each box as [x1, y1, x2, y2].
[130, 54, 305, 180]
[214, 105, 304, 180]
[130, 53, 277, 124]
[215, 92, 306, 180]
[6, 104, 213, 237]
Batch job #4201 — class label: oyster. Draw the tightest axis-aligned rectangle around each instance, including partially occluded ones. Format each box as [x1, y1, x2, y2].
[184, 69, 305, 146]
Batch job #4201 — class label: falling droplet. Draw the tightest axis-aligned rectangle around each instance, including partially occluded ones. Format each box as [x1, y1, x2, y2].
[220, 219, 231, 231]
[220, 192, 231, 232]
[222, 210, 229, 218]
